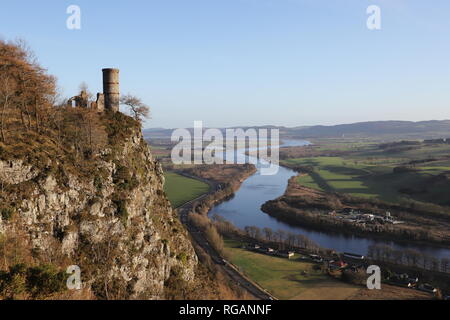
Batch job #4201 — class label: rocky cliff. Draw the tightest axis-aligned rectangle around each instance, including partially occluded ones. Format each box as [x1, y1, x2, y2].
[0, 116, 197, 299]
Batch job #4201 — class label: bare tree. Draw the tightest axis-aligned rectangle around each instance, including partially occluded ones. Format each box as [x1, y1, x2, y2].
[0, 73, 15, 142]
[79, 82, 94, 101]
[0, 39, 57, 137]
[263, 228, 273, 242]
[84, 110, 108, 156]
[120, 94, 150, 123]
[441, 258, 449, 273]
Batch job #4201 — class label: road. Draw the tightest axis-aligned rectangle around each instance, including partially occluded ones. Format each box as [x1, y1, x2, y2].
[173, 171, 275, 300]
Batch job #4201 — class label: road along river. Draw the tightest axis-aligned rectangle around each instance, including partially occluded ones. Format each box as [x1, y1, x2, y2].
[209, 140, 450, 260]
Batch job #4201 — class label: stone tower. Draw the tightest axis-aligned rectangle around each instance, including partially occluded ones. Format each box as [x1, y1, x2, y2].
[102, 68, 120, 112]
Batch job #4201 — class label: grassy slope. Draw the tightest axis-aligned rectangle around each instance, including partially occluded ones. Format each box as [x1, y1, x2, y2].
[224, 240, 360, 300]
[163, 172, 210, 208]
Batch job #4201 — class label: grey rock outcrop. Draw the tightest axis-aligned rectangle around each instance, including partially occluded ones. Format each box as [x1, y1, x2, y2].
[0, 128, 197, 299]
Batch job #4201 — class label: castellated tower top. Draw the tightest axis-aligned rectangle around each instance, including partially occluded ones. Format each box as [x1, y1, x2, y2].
[102, 68, 120, 112]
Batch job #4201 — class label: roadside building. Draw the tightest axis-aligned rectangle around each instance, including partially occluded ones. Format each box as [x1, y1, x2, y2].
[277, 251, 295, 259]
[309, 254, 323, 263]
[418, 283, 438, 294]
[328, 260, 347, 270]
[247, 244, 261, 251]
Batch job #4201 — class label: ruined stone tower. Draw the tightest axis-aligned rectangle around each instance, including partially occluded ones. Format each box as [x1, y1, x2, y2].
[102, 68, 120, 112]
[95, 93, 105, 112]
[68, 68, 120, 113]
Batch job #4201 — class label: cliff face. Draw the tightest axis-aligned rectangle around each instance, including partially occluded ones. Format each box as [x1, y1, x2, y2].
[0, 125, 197, 299]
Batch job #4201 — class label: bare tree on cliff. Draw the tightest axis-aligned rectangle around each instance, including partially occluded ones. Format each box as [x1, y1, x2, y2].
[0, 39, 57, 139]
[0, 73, 14, 143]
[120, 94, 150, 123]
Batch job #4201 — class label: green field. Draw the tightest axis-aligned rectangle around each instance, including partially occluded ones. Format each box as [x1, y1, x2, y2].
[163, 172, 210, 208]
[285, 157, 388, 198]
[297, 173, 322, 191]
[283, 155, 450, 206]
[224, 240, 360, 300]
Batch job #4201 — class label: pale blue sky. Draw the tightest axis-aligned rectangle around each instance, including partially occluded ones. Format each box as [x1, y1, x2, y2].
[1, 0, 449, 128]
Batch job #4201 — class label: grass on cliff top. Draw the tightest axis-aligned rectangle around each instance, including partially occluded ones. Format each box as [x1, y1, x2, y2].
[223, 239, 360, 300]
[163, 172, 210, 208]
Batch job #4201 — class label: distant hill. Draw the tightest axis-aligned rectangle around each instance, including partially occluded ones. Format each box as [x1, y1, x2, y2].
[143, 128, 175, 140]
[144, 120, 450, 141]
[284, 120, 450, 139]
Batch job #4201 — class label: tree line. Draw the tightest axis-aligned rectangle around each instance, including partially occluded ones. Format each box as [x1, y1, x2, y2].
[0, 39, 57, 143]
[368, 244, 450, 274]
[212, 215, 323, 253]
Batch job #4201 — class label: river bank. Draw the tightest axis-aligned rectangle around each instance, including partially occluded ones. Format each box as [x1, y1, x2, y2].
[261, 176, 450, 249]
[181, 163, 257, 216]
[209, 140, 450, 261]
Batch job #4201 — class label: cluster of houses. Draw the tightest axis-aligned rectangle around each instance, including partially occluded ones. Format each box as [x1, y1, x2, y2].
[424, 138, 450, 144]
[245, 244, 295, 259]
[387, 273, 440, 294]
[328, 209, 404, 226]
[302, 254, 353, 272]
[244, 243, 363, 271]
[243, 243, 445, 297]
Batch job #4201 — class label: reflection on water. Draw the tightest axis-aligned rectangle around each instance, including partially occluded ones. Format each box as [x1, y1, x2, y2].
[209, 140, 450, 259]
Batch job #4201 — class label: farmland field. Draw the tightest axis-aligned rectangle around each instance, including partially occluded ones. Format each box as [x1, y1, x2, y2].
[281, 141, 450, 207]
[163, 172, 210, 208]
[224, 239, 433, 300]
[284, 157, 394, 198]
[224, 239, 360, 300]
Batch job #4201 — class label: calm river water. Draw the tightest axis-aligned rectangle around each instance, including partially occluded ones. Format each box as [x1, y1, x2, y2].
[209, 140, 450, 260]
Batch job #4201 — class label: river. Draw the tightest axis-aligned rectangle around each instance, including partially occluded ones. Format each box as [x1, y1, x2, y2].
[209, 140, 450, 260]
